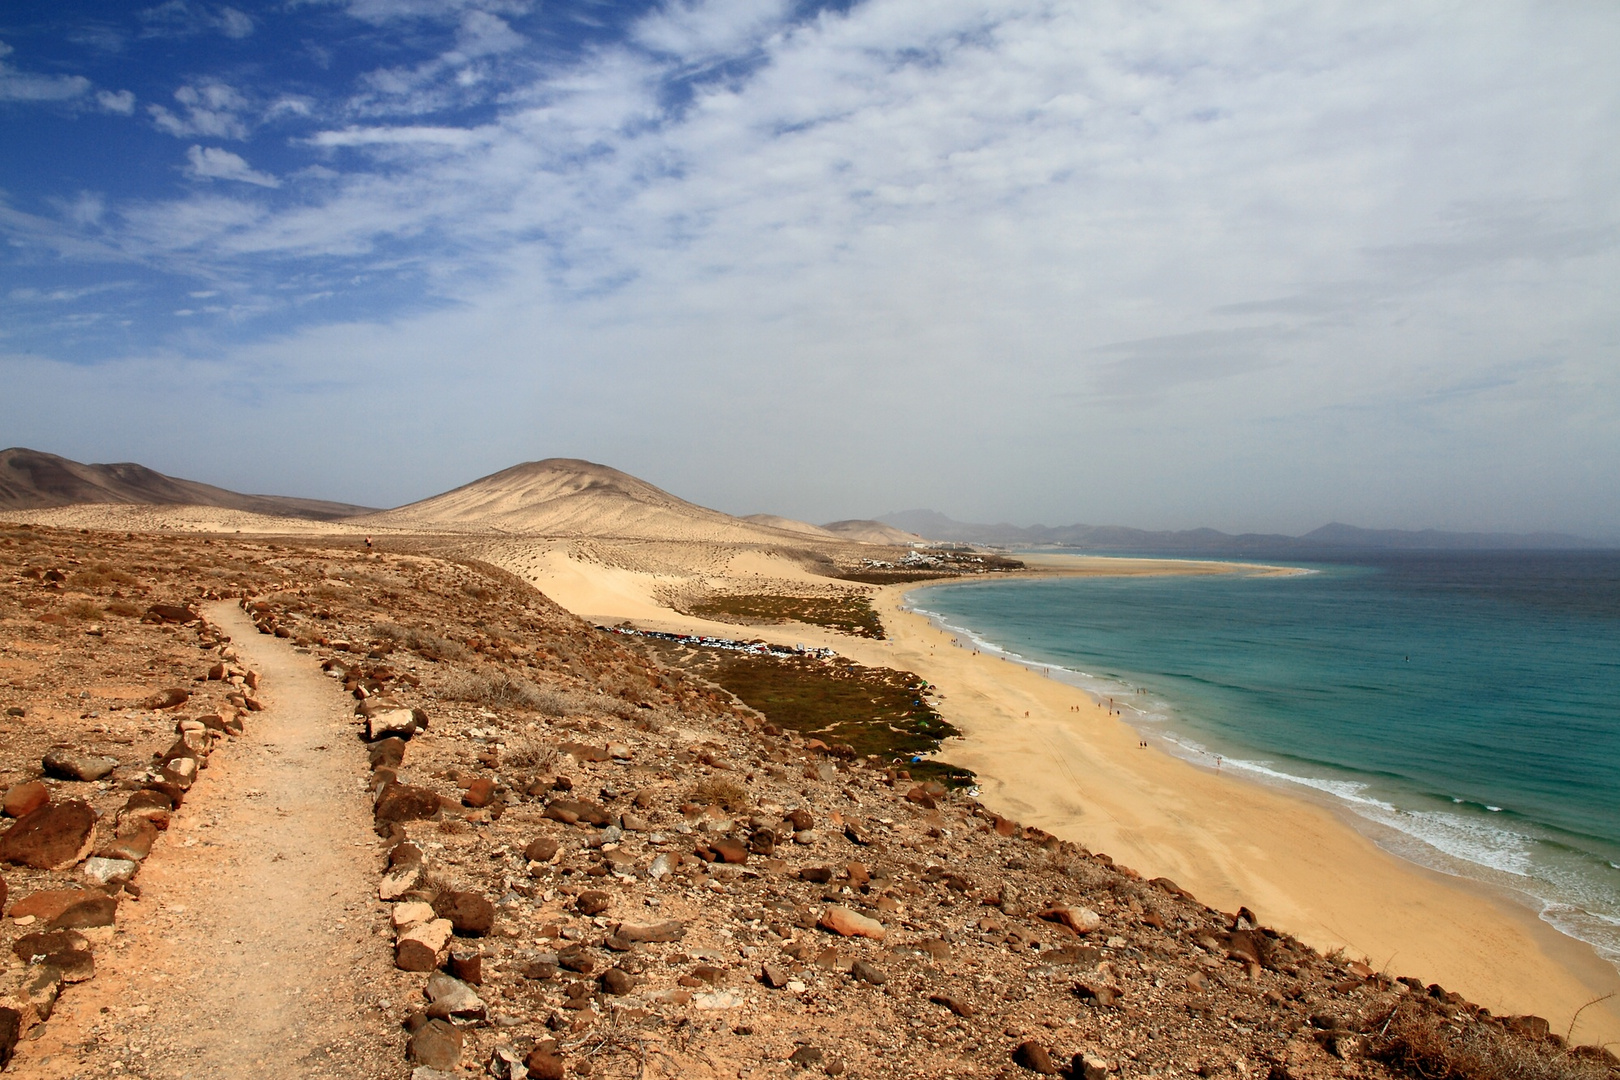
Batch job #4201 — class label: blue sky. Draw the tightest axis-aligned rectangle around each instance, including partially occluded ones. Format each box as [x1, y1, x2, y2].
[2, 0, 1618, 536]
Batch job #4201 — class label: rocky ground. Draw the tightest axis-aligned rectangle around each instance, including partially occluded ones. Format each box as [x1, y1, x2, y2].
[1, 523, 1615, 1080]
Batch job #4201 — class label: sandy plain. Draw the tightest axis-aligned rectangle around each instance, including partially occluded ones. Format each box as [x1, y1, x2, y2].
[490, 544, 1620, 1047]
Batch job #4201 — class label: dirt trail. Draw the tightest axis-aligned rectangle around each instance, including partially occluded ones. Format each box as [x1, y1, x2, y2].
[16, 602, 399, 1079]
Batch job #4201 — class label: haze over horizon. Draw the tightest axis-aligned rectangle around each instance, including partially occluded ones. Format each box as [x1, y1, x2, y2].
[3, 0, 1618, 538]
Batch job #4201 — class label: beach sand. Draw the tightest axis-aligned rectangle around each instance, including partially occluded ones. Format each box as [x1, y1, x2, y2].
[497, 545, 1620, 1046]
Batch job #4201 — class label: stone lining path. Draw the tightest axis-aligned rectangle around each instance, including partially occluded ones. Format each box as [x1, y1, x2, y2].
[16, 602, 398, 1079]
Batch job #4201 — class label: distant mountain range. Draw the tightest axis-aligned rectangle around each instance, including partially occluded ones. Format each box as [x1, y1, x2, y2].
[0, 448, 376, 522]
[879, 509, 1609, 553]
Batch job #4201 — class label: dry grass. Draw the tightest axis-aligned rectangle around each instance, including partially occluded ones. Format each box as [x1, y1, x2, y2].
[689, 776, 749, 812]
[373, 620, 471, 661]
[1374, 1004, 1613, 1080]
[502, 731, 557, 771]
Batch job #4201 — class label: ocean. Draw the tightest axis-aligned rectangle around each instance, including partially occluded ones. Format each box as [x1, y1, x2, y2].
[908, 551, 1620, 970]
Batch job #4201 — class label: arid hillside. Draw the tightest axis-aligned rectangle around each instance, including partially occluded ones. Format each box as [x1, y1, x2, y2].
[1, 522, 1612, 1080]
[0, 449, 375, 522]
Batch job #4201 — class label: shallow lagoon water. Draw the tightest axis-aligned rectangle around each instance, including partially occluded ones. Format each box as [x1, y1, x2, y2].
[911, 551, 1620, 969]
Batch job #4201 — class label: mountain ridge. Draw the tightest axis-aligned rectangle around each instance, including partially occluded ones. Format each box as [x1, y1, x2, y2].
[879, 509, 1608, 552]
[0, 447, 376, 522]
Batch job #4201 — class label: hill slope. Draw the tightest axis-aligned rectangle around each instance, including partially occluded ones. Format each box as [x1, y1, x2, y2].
[819, 518, 924, 545]
[0, 447, 376, 521]
[359, 459, 834, 544]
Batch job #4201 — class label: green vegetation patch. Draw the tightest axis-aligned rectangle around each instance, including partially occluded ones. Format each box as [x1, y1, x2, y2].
[684, 593, 885, 640]
[637, 639, 974, 788]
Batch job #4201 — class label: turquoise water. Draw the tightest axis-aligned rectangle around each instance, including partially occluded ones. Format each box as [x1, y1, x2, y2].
[909, 552, 1620, 969]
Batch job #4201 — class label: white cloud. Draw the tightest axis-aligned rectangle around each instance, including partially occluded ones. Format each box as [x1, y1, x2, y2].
[97, 89, 136, 114]
[0, 53, 92, 102]
[139, 1, 256, 39]
[9, 0, 1620, 533]
[455, 10, 524, 57]
[150, 82, 251, 138]
[185, 145, 282, 188]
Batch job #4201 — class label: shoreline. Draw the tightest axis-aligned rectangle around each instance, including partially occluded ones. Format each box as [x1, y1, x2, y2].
[868, 572, 1620, 1045]
[488, 545, 1620, 1043]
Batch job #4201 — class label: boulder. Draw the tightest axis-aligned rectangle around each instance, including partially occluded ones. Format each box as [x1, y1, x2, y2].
[42, 751, 119, 783]
[524, 1045, 566, 1080]
[391, 902, 436, 931]
[0, 1006, 20, 1070]
[432, 890, 495, 936]
[1014, 1041, 1059, 1074]
[50, 893, 118, 929]
[368, 738, 407, 771]
[574, 890, 611, 916]
[375, 784, 442, 826]
[144, 604, 198, 624]
[12, 930, 88, 961]
[40, 948, 95, 984]
[95, 821, 159, 862]
[543, 799, 610, 826]
[367, 708, 426, 742]
[601, 968, 637, 995]
[159, 756, 198, 790]
[379, 861, 425, 901]
[461, 778, 495, 809]
[82, 856, 137, 886]
[407, 1019, 463, 1071]
[396, 918, 454, 972]
[523, 837, 559, 863]
[0, 800, 97, 870]
[424, 973, 486, 1021]
[851, 960, 887, 985]
[710, 837, 749, 864]
[2, 782, 49, 819]
[818, 906, 886, 940]
[928, 993, 976, 1017]
[449, 948, 482, 986]
[142, 688, 190, 710]
[1039, 904, 1102, 935]
[614, 919, 685, 944]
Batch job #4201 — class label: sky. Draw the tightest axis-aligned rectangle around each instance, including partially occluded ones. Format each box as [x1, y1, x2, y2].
[2, 0, 1618, 537]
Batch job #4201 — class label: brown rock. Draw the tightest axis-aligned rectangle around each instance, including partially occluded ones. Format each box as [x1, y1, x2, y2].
[367, 737, 406, 771]
[601, 967, 637, 995]
[407, 1018, 463, 1071]
[462, 777, 496, 808]
[711, 837, 749, 864]
[575, 890, 611, 916]
[1039, 904, 1102, 935]
[96, 820, 159, 863]
[433, 890, 495, 936]
[50, 893, 118, 929]
[761, 962, 792, 988]
[524, 1045, 566, 1080]
[366, 708, 425, 741]
[1076, 980, 1123, 1008]
[818, 906, 886, 940]
[143, 687, 190, 710]
[614, 919, 685, 943]
[40, 948, 95, 984]
[374, 783, 442, 826]
[396, 918, 454, 971]
[144, 604, 199, 624]
[1013, 1040, 1059, 1074]
[799, 866, 835, 884]
[524, 837, 560, 863]
[42, 750, 119, 783]
[12, 930, 89, 961]
[449, 947, 482, 985]
[0, 1006, 19, 1070]
[559, 742, 611, 762]
[851, 960, 887, 985]
[3, 782, 49, 818]
[544, 799, 610, 826]
[786, 808, 813, 831]
[929, 993, 976, 1017]
[0, 800, 97, 870]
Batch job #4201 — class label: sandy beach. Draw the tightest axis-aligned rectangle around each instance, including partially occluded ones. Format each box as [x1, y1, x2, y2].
[498, 545, 1620, 1046]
